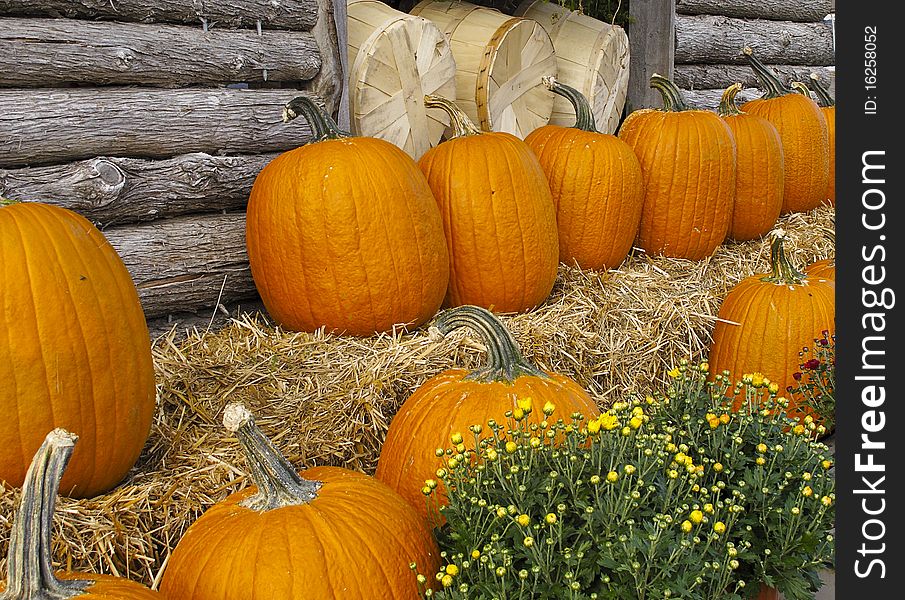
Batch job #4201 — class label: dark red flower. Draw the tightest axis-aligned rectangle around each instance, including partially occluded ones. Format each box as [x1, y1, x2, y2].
[793, 372, 803, 381]
[804, 358, 821, 370]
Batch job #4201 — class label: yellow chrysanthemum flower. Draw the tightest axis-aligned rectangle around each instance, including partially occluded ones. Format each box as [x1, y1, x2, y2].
[446, 564, 460, 576]
[542, 401, 556, 416]
[517, 397, 533, 412]
[690, 510, 704, 524]
[713, 521, 727, 534]
[516, 514, 530, 527]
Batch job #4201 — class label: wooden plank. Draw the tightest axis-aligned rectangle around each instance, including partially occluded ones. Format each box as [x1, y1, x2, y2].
[104, 213, 258, 319]
[0, 0, 319, 31]
[674, 64, 835, 93]
[676, 0, 833, 23]
[675, 15, 835, 65]
[0, 88, 320, 168]
[627, 0, 675, 111]
[0, 17, 320, 88]
[0, 152, 276, 228]
[310, 0, 348, 125]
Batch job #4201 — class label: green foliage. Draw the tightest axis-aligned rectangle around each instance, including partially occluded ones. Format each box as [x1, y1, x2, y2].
[787, 332, 836, 434]
[414, 363, 834, 600]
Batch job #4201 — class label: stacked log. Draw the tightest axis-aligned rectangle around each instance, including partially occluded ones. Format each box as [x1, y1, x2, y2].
[0, 0, 344, 323]
[673, 0, 835, 110]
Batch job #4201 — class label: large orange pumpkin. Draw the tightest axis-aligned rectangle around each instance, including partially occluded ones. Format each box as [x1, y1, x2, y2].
[245, 96, 449, 336]
[524, 76, 644, 270]
[417, 95, 559, 313]
[375, 305, 599, 526]
[806, 73, 836, 206]
[617, 74, 736, 260]
[0, 429, 162, 599]
[717, 83, 784, 241]
[160, 404, 439, 599]
[708, 230, 835, 421]
[0, 200, 156, 498]
[741, 47, 829, 214]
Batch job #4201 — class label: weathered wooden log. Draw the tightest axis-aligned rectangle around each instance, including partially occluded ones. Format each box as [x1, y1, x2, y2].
[104, 212, 258, 319]
[0, 18, 320, 88]
[0, 152, 276, 227]
[0, 0, 319, 31]
[680, 87, 762, 111]
[676, 0, 834, 23]
[0, 88, 320, 168]
[627, 0, 675, 112]
[674, 64, 835, 94]
[675, 15, 835, 65]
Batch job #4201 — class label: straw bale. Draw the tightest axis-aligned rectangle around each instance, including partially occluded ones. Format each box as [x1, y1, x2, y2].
[0, 206, 834, 588]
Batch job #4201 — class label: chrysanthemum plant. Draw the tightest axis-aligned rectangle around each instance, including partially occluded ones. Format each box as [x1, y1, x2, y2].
[413, 362, 834, 600]
[787, 331, 836, 435]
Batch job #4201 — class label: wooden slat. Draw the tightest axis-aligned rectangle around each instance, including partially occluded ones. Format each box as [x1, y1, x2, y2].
[676, 0, 834, 23]
[627, 0, 675, 111]
[104, 212, 257, 319]
[0, 0, 319, 31]
[0, 88, 320, 168]
[0, 17, 320, 88]
[0, 152, 276, 228]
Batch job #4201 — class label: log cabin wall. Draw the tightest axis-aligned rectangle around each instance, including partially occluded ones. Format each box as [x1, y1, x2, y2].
[0, 0, 346, 327]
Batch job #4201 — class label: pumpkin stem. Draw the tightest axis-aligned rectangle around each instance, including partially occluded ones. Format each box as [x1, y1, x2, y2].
[0, 197, 18, 207]
[424, 95, 482, 139]
[742, 46, 792, 99]
[649, 73, 689, 112]
[790, 81, 812, 98]
[282, 96, 349, 141]
[223, 403, 322, 512]
[717, 83, 745, 117]
[761, 229, 807, 285]
[433, 305, 548, 383]
[1, 429, 90, 600]
[542, 76, 597, 132]
[808, 73, 835, 107]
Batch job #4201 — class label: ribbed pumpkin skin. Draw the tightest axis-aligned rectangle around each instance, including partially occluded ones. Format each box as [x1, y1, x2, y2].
[246, 137, 449, 336]
[0, 203, 156, 498]
[417, 132, 559, 312]
[525, 125, 644, 270]
[376, 369, 598, 526]
[618, 109, 736, 260]
[806, 258, 835, 280]
[160, 466, 439, 599]
[720, 111, 784, 241]
[741, 94, 829, 214]
[0, 574, 164, 599]
[708, 274, 835, 420]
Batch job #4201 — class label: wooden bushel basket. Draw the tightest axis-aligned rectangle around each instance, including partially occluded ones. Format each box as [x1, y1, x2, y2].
[515, 0, 630, 134]
[347, 0, 457, 159]
[409, 0, 556, 139]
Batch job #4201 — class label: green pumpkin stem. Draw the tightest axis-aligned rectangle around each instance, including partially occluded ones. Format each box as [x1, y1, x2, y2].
[424, 95, 482, 139]
[1, 429, 90, 600]
[223, 403, 321, 512]
[790, 81, 812, 98]
[0, 197, 18, 207]
[717, 83, 745, 117]
[761, 230, 807, 285]
[282, 96, 349, 141]
[433, 305, 548, 383]
[542, 76, 597, 132]
[649, 73, 689, 112]
[808, 73, 835, 107]
[742, 47, 792, 99]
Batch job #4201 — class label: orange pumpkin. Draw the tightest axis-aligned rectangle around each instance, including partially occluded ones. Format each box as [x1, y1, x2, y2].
[741, 47, 830, 214]
[617, 74, 736, 260]
[0, 201, 156, 498]
[417, 95, 559, 313]
[708, 231, 835, 421]
[375, 305, 599, 526]
[717, 83, 784, 241]
[806, 73, 836, 206]
[245, 96, 449, 336]
[0, 429, 162, 599]
[524, 76, 644, 270]
[160, 404, 439, 599]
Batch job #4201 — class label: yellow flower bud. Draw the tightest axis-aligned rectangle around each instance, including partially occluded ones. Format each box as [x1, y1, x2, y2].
[713, 521, 726, 534]
[708, 418, 720, 429]
[542, 401, 556, 416]
[505, 441, 518, 454]
[441, 574, 453, 588]
[471, 549, 481, 559]
[445, 564, 459, 576]
[516, 514, 530, 527]
[545, 513, 557, 525]
[451, 432, 464, 445]
[713, 462, 724, 473]
[517, 397, 533, 412]
[668, 367, 681, 378]
[719, 413, 730, 424]
[606, 471, 619, 483]
[690, 510, 704, 524]
[756, 443, 767, 454]
[681, 520, 693, 533]
[630, 416, 643, 429]
[802, 486, 814, 497]
[513, 407, 525, 421]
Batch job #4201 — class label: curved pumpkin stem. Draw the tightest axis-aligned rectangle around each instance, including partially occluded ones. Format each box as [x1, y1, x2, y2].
[1, 429, 90, 600]
[808, 73, 835, 107]
[742, 47, 793, 99]
[424, 94, 482, 139]
[433, 305, 548, 383]
[223, 403, 322, 512]
[649, 73, 690, 112]
[761, 229, 807, 285]
[542, 76, 597, 132]
[790, 81, 812, 98]
[717, 83, 745, 117]
[282, 96, 349, 142]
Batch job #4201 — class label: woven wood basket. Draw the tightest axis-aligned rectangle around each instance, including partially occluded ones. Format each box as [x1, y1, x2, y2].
[409, 0, 556, 139]
[347, 0, 457, 159]
[515, 0, 630, 134]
